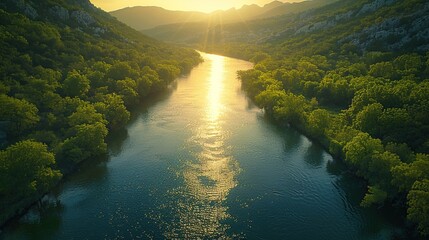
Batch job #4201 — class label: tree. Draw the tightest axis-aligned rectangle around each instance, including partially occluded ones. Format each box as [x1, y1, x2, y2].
[0, 140, 61, 199]
[138, 66, 160, 94]
[353, 103, 383, 137]
[407, 179, 429, 236]
[68, 104, 106, 127]
[156, 64, 180, 82]
[94, 93, 130, 129]
[392, 154, 429, 192]
[0, 94, 40, 136]
[273, 93, 309, 124]
[307, 109, 330, 137]
[62, 70, 90, 97]
[255, 88, 286, 111]
[343, 132, 384, 179]
[59, 122, 108, 164]
[361, 185, 387, 207]
[107, 62, 138, 80]
[394, 54, 422, 77]
[369, 62, 395, 79]
[116, 77, 138, 106]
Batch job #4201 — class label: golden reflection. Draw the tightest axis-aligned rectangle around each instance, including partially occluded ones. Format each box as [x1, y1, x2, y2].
[207, 54, 225, 122]
[166, 54, 239, 239]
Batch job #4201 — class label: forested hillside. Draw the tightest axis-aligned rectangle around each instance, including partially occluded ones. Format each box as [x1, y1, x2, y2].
[140, 0, 337, 43]
[144, 0, 429, 237]
[0, 0, 201, 226]
[112, 0, 335, 32]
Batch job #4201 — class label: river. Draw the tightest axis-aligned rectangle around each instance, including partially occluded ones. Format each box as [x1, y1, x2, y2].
[1, 53, 404, 239]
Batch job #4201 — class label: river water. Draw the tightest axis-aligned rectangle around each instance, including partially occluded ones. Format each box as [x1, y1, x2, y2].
[1, 53, 403, 239]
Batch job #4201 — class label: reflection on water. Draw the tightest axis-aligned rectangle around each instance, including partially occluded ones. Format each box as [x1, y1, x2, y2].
[1, 53, 405, 240]
[166, 54, 239, 238]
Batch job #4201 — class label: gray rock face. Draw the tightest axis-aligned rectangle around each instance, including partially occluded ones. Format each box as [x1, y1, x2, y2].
[357, 0, 396, 16]
[14, 0, 38, 19]
[71, 10, 96, 26]
[340, 4, 429, 52]
[49, 5, 69, 21]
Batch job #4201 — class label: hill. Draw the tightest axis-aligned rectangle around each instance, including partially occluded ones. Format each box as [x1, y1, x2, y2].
[110, 6, 207, 30]
[0, 0, 201, 226]
[141, 0, 337, 44]
[111, 0, 335, 31]
[145, 0, 429, 237]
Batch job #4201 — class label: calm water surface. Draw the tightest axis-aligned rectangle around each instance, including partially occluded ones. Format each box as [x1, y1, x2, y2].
[2, 53, 404, 239]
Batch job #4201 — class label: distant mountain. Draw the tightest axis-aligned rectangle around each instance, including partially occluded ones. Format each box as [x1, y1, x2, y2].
[110, 6, 207, 30]
[143, 0, 429, 54]
[258, 0, 336, 18]
[110, 0, 333, 31]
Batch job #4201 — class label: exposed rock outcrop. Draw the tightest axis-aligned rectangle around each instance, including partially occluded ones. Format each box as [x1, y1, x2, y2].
[71, 10, 96, 26]
[49, 5, 69, 21]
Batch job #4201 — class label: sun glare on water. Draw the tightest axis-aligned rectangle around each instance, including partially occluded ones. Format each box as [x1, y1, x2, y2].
[166, 54, 239, 238]
[207, 54, 225, 122]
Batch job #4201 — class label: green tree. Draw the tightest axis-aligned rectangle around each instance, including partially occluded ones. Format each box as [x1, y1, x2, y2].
[156, 64, 180, 82]
[62, 70, 90, 97]
[68, 104, 106, 127]
[392, 154, 429, 192]
[273, 93, 309, 124]
[361, 185, 387, 207]
[116, 77, 138, 106]
[107, 62, 138, 80]
[369, 62, 395, 79]
[94, 94, 130, 129]
[343, 132, 384, 179]
[407, 179, 429, 236]
[353, 103, 383, 137]
[307, 109, 330, 137]
[0, 140, 61, 199]
[0, 94, 40, 136]
[59, 122, 108, 164]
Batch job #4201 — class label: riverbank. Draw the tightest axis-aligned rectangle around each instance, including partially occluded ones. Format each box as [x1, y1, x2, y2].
[1, 52, 406, 239]
[0, 59, 203, 230]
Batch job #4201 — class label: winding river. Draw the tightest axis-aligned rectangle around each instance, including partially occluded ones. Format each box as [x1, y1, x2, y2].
[1, 53, 404, 239]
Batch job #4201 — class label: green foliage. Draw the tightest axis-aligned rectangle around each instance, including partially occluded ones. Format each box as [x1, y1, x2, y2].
[307, 109, 330, 138]
[68, 104, 106, 126]
[116, 77, 138, 106]
[407, 180, 429, 236]
[107, 62, 138, 81]
[94, 94, 130, 130]
[353, 103, 383, 137]
[369, 62, 395, 79]
[202, 0, 429, 236]
[156, 64, 181, 82]
[392, 154, 429, 192]
[361, 185, 388, 207]
[62, 70, 90, 97]
[59, 122, 108, 164]
[0, 94, 40, 136]
[0, 0, 201, 222]
[0, 140, 61, 199]
[343, 132, 384, 178]
[273, 93, 309, 124]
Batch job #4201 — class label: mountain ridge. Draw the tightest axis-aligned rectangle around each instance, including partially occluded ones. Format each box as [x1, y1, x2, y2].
[110, 0, 334, 31]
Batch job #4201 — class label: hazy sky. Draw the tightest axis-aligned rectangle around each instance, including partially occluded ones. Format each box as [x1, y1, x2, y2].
[90, 0, 303, 13]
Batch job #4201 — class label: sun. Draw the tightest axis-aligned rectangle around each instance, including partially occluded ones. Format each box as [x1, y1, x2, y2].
[89, 0, 277, 13]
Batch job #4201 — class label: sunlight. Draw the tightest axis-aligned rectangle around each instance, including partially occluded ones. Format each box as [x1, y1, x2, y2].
[165, 53, 239, 238]
[207, 54, 225, 122]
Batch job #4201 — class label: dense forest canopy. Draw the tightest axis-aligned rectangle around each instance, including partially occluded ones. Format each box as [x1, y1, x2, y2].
[144, 0, 429, 237]
[0, 0, 201, 225]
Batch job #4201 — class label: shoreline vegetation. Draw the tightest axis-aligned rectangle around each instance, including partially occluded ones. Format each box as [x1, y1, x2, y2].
[199, 44, 429, 238]
[0, 0, 202, 228]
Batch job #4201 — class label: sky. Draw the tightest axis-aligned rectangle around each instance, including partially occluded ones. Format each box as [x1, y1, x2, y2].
[90, 0, 303, 13]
